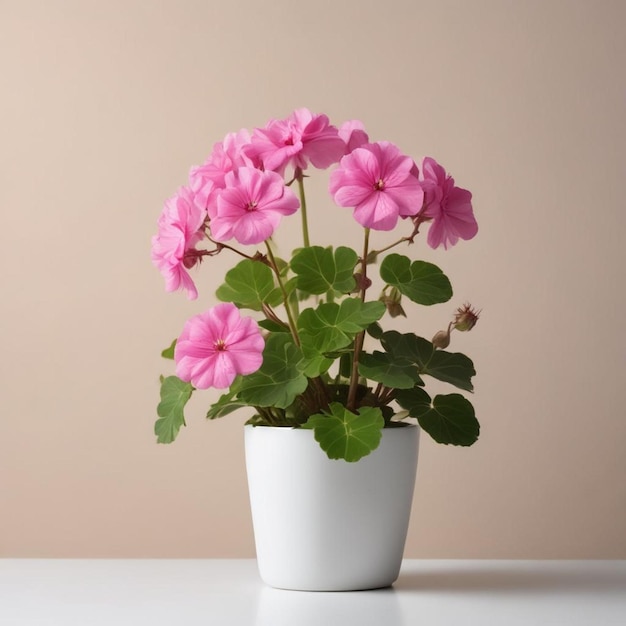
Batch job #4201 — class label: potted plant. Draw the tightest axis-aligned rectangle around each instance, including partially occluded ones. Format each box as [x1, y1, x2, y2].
[152, 108, 480, 591]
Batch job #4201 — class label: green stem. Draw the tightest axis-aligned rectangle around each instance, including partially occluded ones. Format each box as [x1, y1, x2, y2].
[265, 242, 300, 346]
[369, 236, 410, 258]
[359, 229, 370, 300]
[296, 170, 310, 248]
[347, 228, 370, 411]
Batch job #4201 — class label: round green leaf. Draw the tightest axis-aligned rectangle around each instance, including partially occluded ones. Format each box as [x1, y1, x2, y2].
[380, 253, 452, 305]
[291, 246, 358, 295]
[396, 388, 479, 446]
[298, 298, 386, 355]
[358, 351, 421, 389]
[155, 376, 194, 443]
[380, 331, 475, 392]
[303, 403, 384, 462]
[216, 259, 282, 310]
[238, 334, 308, 408]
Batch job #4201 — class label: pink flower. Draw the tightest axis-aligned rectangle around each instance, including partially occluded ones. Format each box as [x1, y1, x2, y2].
[420, 157, 478, 249]
[245, 108, 345, 175]
[151, 187, 206, 300]
[210, 166, 299, 245]
[175, 303, 264, 389]
[339, 120, 369, 153]
[189, 129, 257, 218]
[329, 141, 424, 231]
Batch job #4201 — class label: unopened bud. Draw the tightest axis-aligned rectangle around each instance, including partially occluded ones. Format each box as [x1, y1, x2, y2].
[182, 249, 202, 269]
[353, 273, 372, 292]
[432, 329, 451, 349]
[366, 250, 379, 264]
[379, 287, 406, 318]
[387, 300, 406, 318]
[454, 303, 480, 332]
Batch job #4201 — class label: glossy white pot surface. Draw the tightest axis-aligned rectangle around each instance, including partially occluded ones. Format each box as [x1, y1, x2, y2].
[245, 424, 419, 591]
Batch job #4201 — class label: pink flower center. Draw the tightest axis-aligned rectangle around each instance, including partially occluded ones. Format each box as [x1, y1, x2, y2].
[374, 178, 385, 191]
[246, 201, 258, 212]
[214, 339, 227, 351]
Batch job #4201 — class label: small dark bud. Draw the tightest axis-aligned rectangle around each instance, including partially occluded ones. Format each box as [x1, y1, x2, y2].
[353, 273, 372, 292]
[182, 249, 202, 269]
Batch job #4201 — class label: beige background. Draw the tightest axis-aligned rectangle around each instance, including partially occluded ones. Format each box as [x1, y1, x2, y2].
[1, 0, 625, 558]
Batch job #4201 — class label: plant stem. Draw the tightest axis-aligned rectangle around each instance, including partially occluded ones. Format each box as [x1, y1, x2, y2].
[373, 382, 383, 400]
[265, 241, 300, 346]
[368, 212, 429, 258]
[360, 229, 370, 300]
[207, 237, 258, 261]
[256, 406, 275, 426]
[370, 236, 410, 257]
[379, 387, 396, 405]
[347, 228, 370, 411]
[296, 169, 310, 248]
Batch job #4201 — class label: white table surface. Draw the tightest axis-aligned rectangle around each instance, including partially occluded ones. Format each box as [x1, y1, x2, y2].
[1, 559, 624, 625]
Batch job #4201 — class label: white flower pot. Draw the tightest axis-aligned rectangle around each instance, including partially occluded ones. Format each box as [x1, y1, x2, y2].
[244, 424, 419, 591]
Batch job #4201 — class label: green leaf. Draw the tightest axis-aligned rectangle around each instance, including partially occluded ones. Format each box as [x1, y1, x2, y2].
[302, 403, 384, 462]
[367, 322, 383, 339]
[298, 298, 386, 355]
[380, 253, 452, 305]
[427, 350, 476, 392]
[378, 331, 432, 369]
[257, 319, 290, 333]
[216, 259, 282, 310]
[291, 246, 358, 295]
[155, 376, 193, 443]
[380, 331, 475, 392]
[358, 351, 421, 389]
[339, 353, 353, 379]
[239, 334, 308, 408]
[300, 351, 334, 378]
[206, 379, 247, 419]
[395, 388, 479, 446]
[161, 339, 176, 360]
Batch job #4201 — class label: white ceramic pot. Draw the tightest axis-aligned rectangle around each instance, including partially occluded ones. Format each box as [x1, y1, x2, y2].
[244, 424, 419, 591]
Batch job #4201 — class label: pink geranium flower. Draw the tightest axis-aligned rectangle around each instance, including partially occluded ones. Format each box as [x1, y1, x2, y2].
[420, 157, 478, 249]
[175, 303, 264, 389]
[189, 129, 257, 218]
[210, 166, 299, 245]
[245, 108, 345, 175]
[339, 120, 369, 153]
[151, 187, 206, 300]
[329, 141, 424, 231]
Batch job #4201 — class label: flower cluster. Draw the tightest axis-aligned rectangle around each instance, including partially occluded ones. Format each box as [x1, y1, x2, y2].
[153, 108, 480, 461]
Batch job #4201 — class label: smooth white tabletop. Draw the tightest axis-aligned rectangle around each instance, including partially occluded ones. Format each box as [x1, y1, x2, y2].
[1, 559, 624, 625]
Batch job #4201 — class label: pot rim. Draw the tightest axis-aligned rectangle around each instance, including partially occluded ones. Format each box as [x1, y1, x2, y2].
[244, 422, 418, 431]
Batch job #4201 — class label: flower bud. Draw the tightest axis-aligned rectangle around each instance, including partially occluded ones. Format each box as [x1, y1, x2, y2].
[365, 250, 379, 264]
[387, 301, 406, 318]
[432, 329, 451, 349]
[182, 249, 203, 269]
[353, 272, 372, 292]
[454, 303, 480, 332]
[379, 287, 406, 318]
